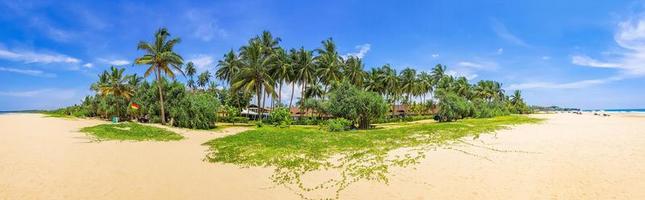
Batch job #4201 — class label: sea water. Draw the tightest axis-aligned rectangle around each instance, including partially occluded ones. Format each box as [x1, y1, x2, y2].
[583, 108, 645, 113]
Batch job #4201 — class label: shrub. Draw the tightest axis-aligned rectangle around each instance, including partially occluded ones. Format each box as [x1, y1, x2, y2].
[326, 81, 388, 129]
[436, 92, 473, 122]
[268, 107, 292, 127]
[168, 92, 220, 129]
[231, 117, 249, 124]
[322, 118, 353, 132]
[255, 121, 264, 128]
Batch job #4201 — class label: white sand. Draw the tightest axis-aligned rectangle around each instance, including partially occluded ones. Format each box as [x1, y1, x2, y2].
[1, 113, 645, 199]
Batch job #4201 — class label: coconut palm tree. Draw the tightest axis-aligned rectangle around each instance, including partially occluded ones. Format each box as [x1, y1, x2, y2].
[185, 62, 197, 90]
[364, 67, 384, 93]
[292, 47, 316, 118]
[134, 27, 184, 125]
[305, 81, 324, 99]
[510, 90, 523, 105]
[216, 50, 240, 87]
[399, 67, 417, 104]
[270, 48, 291, 106]
[198, 71, 211, 90]
[315, 38, 342, 92]
[344, 56, 367, 87]
[231, 39, 276, 112]
[99, 66, 134, 119]
[417, 71, 433, 103]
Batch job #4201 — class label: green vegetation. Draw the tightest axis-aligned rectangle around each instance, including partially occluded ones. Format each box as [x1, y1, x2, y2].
[204, 115, 541, 199]
[50, 28, 531, 132]
[80, 122, 184, 141]
[321, 118, 353, 132]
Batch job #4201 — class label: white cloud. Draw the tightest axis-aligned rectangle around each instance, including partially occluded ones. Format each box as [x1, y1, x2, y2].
[83, 63, 93, 68]
[431, 54, 439, 58]
[0, 67, 56, 78]
[445, 60, 498, 80]
[508, 76, 622, 90]
[344, 44, 371, 59]
[491, 19, 529, 47]
[570, 14, 645, 76]
[185, 10, 227, 42]
[0, 47, 80, 64]
[187, 54, 215, 72]
[0, 88, 78, 98]
[542, 56, 551, 60]
[108, 60, 130, 66]
[497, 48, 504, 54]
[571, 55, 620, 68]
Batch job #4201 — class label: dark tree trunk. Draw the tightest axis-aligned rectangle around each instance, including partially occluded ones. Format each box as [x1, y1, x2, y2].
[156, 68, 166, 125]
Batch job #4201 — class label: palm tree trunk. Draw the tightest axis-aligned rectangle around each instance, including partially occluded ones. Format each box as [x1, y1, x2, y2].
[278, 82, 283, 106]
[300, 81, 307, 119]
[256, 87, 261, 121]
[156, 68, 166, 125]
[289, 82, 295, 108]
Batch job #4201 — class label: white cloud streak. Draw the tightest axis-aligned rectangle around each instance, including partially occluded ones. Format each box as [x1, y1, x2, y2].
[0, 47, 80, 64]
[344, 44, 371, 59]
[0, 67, 56, 78]
[491, 20, 529, 47]
[108, 59, 130, 66]
[507, 76, 623, 90]
[187, 55, 215, 72]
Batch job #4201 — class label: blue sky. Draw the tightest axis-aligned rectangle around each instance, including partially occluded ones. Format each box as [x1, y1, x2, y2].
[1, 0, 645, 110]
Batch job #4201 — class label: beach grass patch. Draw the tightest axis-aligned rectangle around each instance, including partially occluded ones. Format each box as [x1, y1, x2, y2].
[203, 115, 542, 199]
[81, 122, 184, 141]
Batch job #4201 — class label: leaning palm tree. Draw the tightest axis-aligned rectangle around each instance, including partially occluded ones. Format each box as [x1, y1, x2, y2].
[231, 40, 276, 112]
[99, 66, 134, 119]
[185, 62, 197, 90]
[380, 64, 399, 117]
[198, 71, 211, 90]
[134, 27, 184, 125]
[417, 71, 433, 103]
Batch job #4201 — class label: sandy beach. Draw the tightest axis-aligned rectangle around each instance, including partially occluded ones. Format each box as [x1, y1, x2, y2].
[1, 113, 645, 199]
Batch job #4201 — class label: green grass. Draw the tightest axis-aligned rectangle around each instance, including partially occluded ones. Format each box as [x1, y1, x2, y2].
[81, 122, 184, 141]
[203, 115, 542, 199]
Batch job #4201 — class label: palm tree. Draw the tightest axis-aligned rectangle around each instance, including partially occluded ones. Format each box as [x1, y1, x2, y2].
[293, 47, 316, 117]
[305, 81, 324, 99]
[134, 27, 184, 125]
[417, 71, 433, 103]
[231, 39, 276, 113]
[315, 38, 342, 93]
[99, 66, 134, 119]
[364, 67, 385, 94]
[185, 62, 197, 90]
[344, 56, 367, 87]
[399, 67, 416, 104]
[198, 71, 211, 89]
[217, 50, 240, 87]
[510, 90, 523, 105]
[270, 48, 291, 106]
[380, 64, 399, 117]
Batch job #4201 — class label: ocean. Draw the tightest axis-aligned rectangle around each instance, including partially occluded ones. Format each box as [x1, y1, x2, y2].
[0, 110, 42, 115]
[583, 109, 645, 113]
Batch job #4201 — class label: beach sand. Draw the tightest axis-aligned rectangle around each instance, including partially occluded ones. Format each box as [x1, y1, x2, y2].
[1, 113, 645, 199]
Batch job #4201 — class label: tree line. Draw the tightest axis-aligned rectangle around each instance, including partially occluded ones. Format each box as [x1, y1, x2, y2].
[49, 28, 530, 129]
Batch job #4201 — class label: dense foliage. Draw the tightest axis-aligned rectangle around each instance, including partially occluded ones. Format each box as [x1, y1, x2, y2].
[321, 118, 353, 132]
[50, 28, 532, 130]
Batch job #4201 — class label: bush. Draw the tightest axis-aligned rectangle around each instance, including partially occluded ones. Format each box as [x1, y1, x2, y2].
[231, 117, 249, 124]
[436, 92, 473, 122]
[322, 118, 353, 132]
[268, 107, 292, 127]
[169, 92, 220, 129]
[255, 121, 264, 128]
[326, 81, 388, 129]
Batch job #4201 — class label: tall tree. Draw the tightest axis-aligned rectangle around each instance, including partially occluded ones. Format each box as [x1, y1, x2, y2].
[134, 27, 184, 125]
[344, 56, 367, 87]
[99, 66, 134, 119]
[399, 67, 417, 104]
[293, 47, 316, 117]
[198, 71, 211, 89]
[231, 39, 275, 112]
[185, 62, 197, 90]
[270, 48, 291, 106]
[216, 50, 240, 87]
[315, 38, 342, 92]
